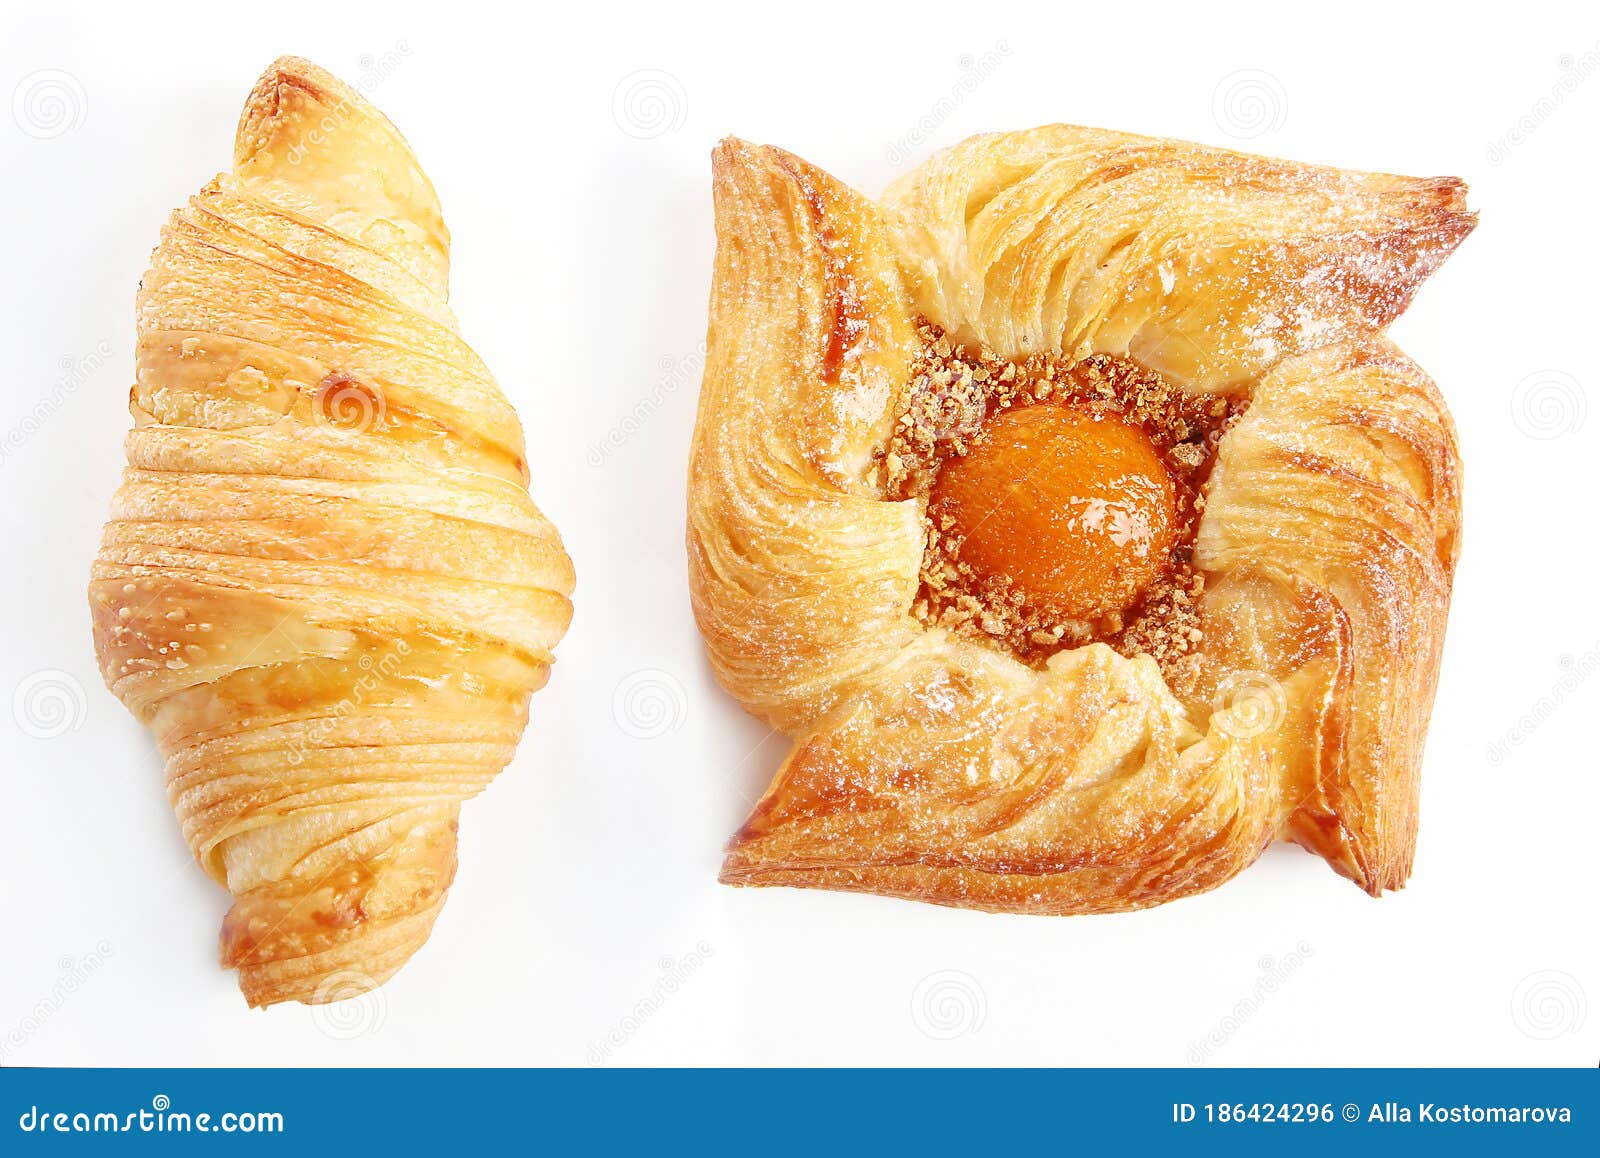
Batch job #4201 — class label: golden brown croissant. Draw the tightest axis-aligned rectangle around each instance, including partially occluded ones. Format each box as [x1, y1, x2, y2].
[690, 127, 1471, 913]
[89, 58, 573, 1005]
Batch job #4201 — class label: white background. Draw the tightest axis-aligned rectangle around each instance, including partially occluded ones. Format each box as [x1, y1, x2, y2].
[1, 0, 1596, 1067]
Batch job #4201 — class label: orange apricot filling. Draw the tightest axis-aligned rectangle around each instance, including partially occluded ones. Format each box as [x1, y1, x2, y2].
[930, 404, 1177, 622]
[884, 319, 1244, 673]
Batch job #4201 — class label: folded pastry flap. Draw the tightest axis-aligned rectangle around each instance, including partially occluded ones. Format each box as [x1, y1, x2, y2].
[91, 575, 352, 716]
[1185, 567, 1355, 859]
[120, 423, 555, 543]
[219, 802, 461, 1007]
[90, 571, 547, 715]
[233, 56, 450, 300]
[93, 575, 534, 996]
[883, 124, 1475, 392]
[139, 206, 528, 484]
[216, 797, 462, 894]
[711, 140, 918, 492]
[199, 176, 456, 328]
[1195, 341, 1459, 892]
[133, 330, 309, 430]
[102, 477, 573, 594]
[225, 892, 443, 1007]
[94, 548, 566, 663]
[723, 640, 1277, 913]
[172, 647, 528, 903]
[692, 141, 925, 731]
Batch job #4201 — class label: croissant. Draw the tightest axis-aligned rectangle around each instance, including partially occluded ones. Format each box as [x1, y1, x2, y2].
[88, 58, 574, 1006]
[690, 128, 1472, 913]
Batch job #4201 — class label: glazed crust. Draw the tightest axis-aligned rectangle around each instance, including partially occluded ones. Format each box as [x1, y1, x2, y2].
[691, 128, 1470, 912]
[1192, 339, 1461, 892]
[90, 58, 573, 1005]
[884, 125, 1474, 392]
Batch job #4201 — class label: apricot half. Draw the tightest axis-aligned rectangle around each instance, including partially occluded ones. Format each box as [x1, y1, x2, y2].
[930, 404, 1177, 621]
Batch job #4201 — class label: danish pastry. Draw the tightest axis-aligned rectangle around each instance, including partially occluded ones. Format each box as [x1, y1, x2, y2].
[689, 127, 1472, 913]
[89, 58, 574, 1005]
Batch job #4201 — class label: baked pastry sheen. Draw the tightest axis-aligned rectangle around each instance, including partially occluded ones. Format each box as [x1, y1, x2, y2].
[690, 127, 1472, 913]
[89, 58, 574, 1005]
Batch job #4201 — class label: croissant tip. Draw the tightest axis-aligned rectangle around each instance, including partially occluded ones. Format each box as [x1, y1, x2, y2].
[236, 56, 350, 170]
[711, 138, 816, 178]
[711, 138, 789, 181]
[710, 137, 741, 175]
[246, 56, 323, 109]
[263, 54, 312, 73]
[256, 55, 331, 90]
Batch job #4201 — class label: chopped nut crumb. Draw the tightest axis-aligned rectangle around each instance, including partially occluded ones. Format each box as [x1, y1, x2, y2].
[884, 319, 1249, 681]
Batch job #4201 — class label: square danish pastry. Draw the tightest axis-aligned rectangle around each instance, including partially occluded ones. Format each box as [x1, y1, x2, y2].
[688, 127, 1472, 913]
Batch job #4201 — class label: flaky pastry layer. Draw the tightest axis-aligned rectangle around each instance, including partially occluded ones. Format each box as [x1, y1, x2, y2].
[690, 129, 1470, 912]
[90, 59, 573, 1005]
